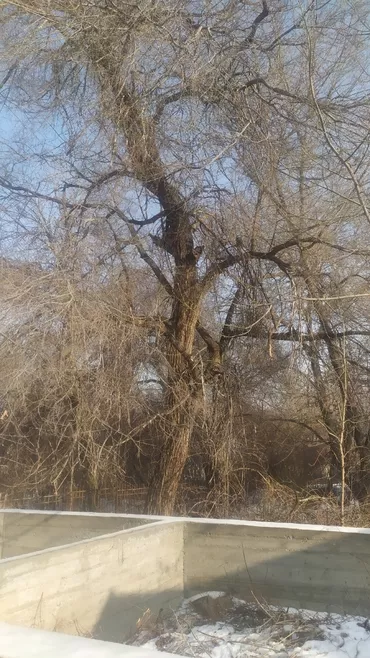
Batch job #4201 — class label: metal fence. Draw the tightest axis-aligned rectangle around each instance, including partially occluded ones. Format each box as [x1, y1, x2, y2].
[0, 487, 149, 513]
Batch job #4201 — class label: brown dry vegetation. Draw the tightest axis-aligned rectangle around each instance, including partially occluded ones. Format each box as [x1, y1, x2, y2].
[1, 1, 370, 522]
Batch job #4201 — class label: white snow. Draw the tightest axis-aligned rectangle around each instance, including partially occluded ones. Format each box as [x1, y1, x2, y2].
[298, 617, 370, 658]
[140, 594, 370, 658]
[186, 591, 229, 602]
[1, 600, 369, 658]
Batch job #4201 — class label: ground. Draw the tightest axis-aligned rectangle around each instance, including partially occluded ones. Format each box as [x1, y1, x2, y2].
[130, 591, 370, 658]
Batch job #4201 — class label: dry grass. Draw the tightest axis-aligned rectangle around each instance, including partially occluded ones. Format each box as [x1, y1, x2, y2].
[129, 593, 347, 657]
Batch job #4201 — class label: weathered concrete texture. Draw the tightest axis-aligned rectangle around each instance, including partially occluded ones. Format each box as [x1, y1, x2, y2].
[0, 521, 184, 642]
[0, 622, 180, 658]
[1, 511, 152, 558]
[184, 521, 370, 616]
[2, 511, 370, 646]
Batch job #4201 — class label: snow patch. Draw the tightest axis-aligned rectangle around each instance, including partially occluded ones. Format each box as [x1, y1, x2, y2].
[134, 592, 370, 658]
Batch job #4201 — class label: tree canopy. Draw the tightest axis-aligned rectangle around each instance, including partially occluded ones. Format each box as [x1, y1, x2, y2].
[1, 0, 370, 517]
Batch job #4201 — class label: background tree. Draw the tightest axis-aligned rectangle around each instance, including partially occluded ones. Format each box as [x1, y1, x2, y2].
[0, 0, 370, 516]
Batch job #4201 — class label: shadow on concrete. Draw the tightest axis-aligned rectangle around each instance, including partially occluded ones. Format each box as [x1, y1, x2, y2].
[91, 521, 370, 642]
[183, 522, 370, 617]
[91, 587, 184, 643]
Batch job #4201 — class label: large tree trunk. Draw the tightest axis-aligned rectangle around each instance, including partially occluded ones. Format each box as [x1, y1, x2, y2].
[146, 383, 194, 515]
[67, 25, 226, 514]
[146, 266, 201, 514]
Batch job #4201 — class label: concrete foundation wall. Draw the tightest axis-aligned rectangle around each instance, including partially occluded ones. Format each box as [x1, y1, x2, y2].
[0, 510, 153, 558]
[0, 623, 180, 658]
[0, 521, 184, 642]
[184, 520, 370, 616]
[2, 510, 370, 650]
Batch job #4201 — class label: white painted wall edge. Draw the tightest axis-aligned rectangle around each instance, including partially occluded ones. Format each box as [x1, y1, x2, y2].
[0, 623, 181, 658]
[2, 508, 370, 535]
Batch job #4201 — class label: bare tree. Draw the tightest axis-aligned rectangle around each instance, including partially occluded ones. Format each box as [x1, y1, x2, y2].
[1, 0, 370, 514]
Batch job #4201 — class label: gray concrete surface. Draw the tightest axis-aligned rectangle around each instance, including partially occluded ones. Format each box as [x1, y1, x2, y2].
[184, 520, 370, 616]
[0, 622, 180, 658]
[0, 520, 184, 642]
[0, 511, 153, 558]
[2, 511, 370, 647]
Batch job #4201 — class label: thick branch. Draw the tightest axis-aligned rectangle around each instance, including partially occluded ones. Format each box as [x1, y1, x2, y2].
[89, 47, 194, 264]
[263, 1, 315, 52]
[154, 89, 192, 122]
[202, 241, 297, 287]
[238, 77, 306, 102]
[0, 176, 167, 228]
[220, 284, 244, 352]
[267, 417, 327, 444]
[202, 235, 370, 287]
[111, 210, 173, 297]
[222, 326, 370, 342]
[0, 177, 74, 207]
[196, 324, 222, 374]
[0, 62, 18, 90]
[245, 1, 269, 45]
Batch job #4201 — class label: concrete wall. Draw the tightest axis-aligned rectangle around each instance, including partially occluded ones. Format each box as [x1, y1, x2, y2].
[184, 519, 370, 616]
[0, 521, 184, 642]
[0, 622, 180, 658]
[3, 510, 370, 647]
[0, 510, 155, 558]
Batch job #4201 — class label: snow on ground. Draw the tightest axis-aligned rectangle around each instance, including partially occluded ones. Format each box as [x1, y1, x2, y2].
[132, 592, 370, 658]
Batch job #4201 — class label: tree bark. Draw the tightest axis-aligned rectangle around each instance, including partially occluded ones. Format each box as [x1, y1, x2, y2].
[146, 264, 202, 514]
